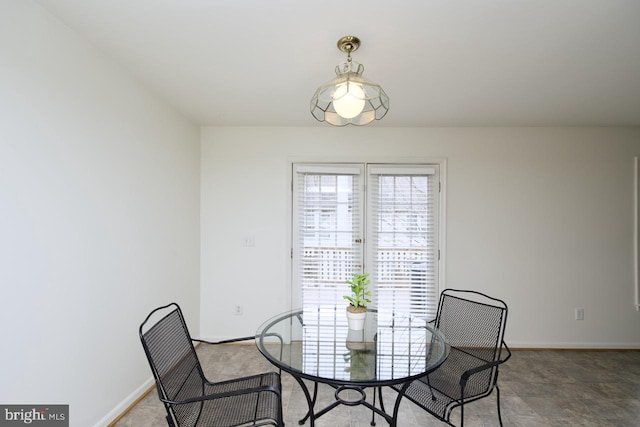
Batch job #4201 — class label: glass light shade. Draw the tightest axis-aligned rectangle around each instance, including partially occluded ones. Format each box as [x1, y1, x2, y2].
[332, 82, 366, 119]
[311, 61, 389, 126]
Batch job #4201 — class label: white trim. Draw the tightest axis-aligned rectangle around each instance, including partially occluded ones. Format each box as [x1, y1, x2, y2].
[438, 159, 447, 296]
[635, 157, 640, 311]
[507, 341, 640, 349]
[284, 160, 293, 314]
[92, 377, 154, 427]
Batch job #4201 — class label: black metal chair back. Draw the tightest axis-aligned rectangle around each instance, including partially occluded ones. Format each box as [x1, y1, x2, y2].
[399, 289, 511, 426]
[140, 303, 283, 427]
[140, 304, 205, 426]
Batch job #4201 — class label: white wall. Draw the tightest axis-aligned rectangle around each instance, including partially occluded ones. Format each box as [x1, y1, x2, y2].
[0, 2, 200, 426]
[1, 3, 638, 425]
[201, 126, 640, 348]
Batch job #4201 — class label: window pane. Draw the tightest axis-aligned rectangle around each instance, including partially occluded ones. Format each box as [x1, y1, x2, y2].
[369, 167, 439, 320]
[293, 166, 363, 312]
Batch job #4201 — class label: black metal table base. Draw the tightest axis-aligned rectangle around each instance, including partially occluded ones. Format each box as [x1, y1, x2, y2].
[293, 377, 397, 427]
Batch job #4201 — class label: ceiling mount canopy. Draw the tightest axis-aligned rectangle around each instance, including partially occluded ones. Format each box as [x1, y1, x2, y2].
[337, 35, 360, 54]
[310, 35, 389, 126]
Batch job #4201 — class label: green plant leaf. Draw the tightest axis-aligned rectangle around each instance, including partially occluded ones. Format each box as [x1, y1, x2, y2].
[343, 272, 372, 308]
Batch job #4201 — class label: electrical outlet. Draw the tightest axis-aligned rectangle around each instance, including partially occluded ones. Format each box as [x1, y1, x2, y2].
[575, 307, 584, 321]
[234, 305, 243, 316]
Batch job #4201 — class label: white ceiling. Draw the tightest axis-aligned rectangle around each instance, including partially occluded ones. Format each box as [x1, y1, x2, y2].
[36, 0, 640, 127]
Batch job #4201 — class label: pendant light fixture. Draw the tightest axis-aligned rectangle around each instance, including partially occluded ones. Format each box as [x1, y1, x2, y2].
[310, 36, 389, 126]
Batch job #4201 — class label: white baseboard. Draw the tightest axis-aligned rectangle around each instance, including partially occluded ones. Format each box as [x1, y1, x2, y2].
[508, 341, 640, 349]
[92, 377, 155, 427]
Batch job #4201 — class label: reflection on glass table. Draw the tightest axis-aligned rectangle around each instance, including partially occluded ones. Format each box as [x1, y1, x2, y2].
[256, 306, 449, 427]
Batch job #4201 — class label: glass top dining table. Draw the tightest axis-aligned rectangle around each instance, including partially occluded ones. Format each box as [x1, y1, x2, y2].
[255, 306, 449, 426]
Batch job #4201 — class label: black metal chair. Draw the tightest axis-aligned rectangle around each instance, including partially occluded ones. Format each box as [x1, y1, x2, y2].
[393, 289, 511, 426]
[139, 303, 284, 427]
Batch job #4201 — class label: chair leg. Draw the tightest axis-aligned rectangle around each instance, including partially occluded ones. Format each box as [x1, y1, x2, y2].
[495, 385, 504, 427]
[459, 387, 465, 427]
[425, 374, 436, 401]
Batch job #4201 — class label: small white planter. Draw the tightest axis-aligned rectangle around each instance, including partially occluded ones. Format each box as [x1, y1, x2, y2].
[346, 309, 366, 331]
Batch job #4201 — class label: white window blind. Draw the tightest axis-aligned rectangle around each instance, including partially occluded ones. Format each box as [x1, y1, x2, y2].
[292, 163, 440, 320]
[292, 165, 364, 310]
[368, 165, 439, 320]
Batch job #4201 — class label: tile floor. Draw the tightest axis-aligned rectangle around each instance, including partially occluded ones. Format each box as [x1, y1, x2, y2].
[115, 345, 640, 426]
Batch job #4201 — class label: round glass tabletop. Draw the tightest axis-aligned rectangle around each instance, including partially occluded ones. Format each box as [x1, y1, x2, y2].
[256, 306, 449, 386]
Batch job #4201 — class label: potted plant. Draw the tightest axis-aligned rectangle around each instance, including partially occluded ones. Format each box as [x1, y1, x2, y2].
[344, 272, 372, 330]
